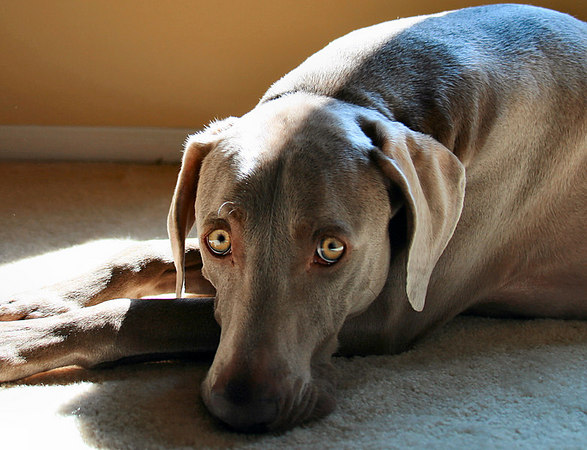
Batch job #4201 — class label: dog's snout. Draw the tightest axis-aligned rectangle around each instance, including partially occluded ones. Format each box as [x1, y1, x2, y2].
[223, 376, 263, 406]
[205, 371, 281, 431]
[206, 391, 279, 432]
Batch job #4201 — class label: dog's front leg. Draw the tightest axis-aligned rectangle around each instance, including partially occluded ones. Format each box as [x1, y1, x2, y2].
[0, 239, 215, 320]
[0, 297, 220, 382]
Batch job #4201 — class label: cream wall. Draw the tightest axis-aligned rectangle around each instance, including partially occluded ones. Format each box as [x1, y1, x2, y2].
[1, 0, 585, 130]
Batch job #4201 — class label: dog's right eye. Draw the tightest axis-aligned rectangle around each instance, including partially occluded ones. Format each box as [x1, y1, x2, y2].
[206, 229, 232, 255]
[316, 237, 345, 265]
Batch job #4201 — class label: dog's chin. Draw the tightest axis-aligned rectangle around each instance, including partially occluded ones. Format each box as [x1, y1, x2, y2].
[201, 375, 337, 433]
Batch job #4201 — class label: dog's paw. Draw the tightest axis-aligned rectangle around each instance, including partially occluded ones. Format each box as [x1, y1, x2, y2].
[0, 314, 88, 382]
[0, 324, 27, 381]
[0, 320, 56, 382]
[0, 304, 120, 382]
[0, 292, 77, 321]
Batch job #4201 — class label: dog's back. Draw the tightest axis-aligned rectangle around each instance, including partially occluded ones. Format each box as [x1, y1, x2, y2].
[263, 4, 585, 157]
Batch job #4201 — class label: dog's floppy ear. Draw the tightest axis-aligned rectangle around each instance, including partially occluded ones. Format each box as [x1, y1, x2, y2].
[365, 119, 466, 312]
[168, 118, 235, 297]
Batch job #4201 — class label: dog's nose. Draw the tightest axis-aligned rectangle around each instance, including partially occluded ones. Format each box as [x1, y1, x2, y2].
[205, 374, 281, 431]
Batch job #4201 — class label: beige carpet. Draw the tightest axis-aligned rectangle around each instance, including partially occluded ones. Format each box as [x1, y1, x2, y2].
[1, 162, 585, 449]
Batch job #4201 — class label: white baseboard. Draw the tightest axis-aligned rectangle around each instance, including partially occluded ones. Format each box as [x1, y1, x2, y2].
[0, 125, 196, 162]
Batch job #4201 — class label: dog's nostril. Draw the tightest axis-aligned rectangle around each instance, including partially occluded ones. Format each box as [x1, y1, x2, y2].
[224, 377, 255, 406]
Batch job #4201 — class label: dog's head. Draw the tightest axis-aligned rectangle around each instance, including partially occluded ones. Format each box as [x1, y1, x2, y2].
[168, 93, 465, 431]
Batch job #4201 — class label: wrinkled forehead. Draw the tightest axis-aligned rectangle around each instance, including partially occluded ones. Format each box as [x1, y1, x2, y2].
[196, 96, 387, 232]
[226, 95, 373, 174]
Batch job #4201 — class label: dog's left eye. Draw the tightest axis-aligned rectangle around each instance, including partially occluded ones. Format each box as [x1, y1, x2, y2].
[316, 237, 345, 264]
[207, 229, 232, 255]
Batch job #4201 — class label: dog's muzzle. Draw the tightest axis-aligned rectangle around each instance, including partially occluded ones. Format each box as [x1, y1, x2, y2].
[203, 375, 281, 431]
[202, 357, 336, 431]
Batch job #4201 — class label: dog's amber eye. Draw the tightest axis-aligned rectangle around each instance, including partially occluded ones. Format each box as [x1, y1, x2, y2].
[207, 229, 231, 255]
[316, 237, 345, 264]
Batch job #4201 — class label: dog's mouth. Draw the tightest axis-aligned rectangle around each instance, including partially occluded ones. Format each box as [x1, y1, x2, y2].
[269, 375, 337, 431]
[201, 363, 337, 432]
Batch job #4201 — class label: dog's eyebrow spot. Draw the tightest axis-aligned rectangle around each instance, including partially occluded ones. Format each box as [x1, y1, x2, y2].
[206, 202, 246, 225]
[217, 202, 237, 216]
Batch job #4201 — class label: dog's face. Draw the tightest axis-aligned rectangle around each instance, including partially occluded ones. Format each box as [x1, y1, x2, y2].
[168, 93, 465, 431]
[196, 96, 392, 430]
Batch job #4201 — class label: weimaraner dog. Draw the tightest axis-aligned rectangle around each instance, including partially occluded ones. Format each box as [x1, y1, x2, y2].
[1, 4, 585, 432]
